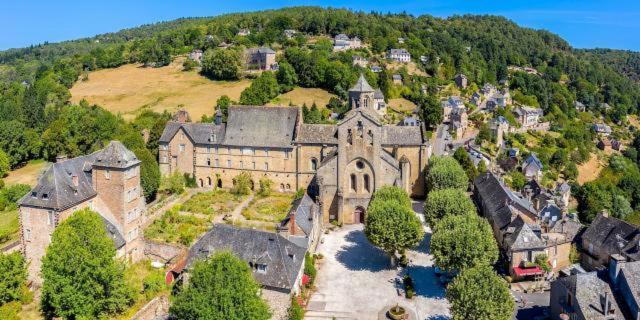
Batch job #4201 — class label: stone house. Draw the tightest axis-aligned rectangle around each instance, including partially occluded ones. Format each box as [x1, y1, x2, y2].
[388, 49, 411, 63]
[188, 49, 203, 62]
[237, 28, 251, 36]
[18, 141, 146, 285]
[180, 224, 306, 320]
[370, 65, 382, 73]
[333, 34, 362, 51]
[471, 92, 482, 106]
[513, 106, 544, 128]
[441, 96, 465, 122]
[574, 101, 586, 112]
[246, 47, 277, 70]
[277, 193, 321, 251]
[481, 83, 497, 96]
[392, 74, 402, 85]
[450, 107, 468, 138]
[454, 74, 468, 89]
[284, 29, 297, 39]
[550, 271, 622, 320]
[594, 123, 613, 136]
[522, 153, 543, 180]
[580, 211, 640, 271]
[597, 138, 613, 151]
[158, 75, 429, 225]
[491, 116, 510, 147]
[352, 55, 368, 67]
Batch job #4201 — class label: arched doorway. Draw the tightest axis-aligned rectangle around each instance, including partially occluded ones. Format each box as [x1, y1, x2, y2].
[199, 178, 204, 187]
[354, 206, 366, 224]
[207, 177, 212, 187]
[217, 179, 222, 188]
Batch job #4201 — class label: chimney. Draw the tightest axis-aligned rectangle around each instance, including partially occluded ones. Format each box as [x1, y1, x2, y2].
[214, 109, 223, 125]
[289, 212, 296, 235]
[56, 154, 68, 163]
[609, 254, 626, 287]
[603, 291, 611, 315]
[72, 175, 78, 187]
[601, 210, 609, 218]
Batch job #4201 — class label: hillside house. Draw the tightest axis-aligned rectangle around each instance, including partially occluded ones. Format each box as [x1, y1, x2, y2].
[594, 123, 612, 136]
[284, 29, 297, 39]
[237, 28, 251, 36]
[580, 212, 640, 271]
[333, 34, 362, 51]
[388, 49, 411, 62]
[490, 116, 510, 147]
[18, 141, 146, 285]
[550, 271, 622, 320]
[277, 193, 322, 250]
[441, 96, 465, 122]
[574, 101, 586, 112]
[352, 55, 368, 67]
[188, 49, 203, 62]
[370, 65, 382, 73]
[471, 92, 482, 106]
[481, 83, 497, 96]
[522, 153, 543, 180]
[513, 106, 544, 128]
[450, 107, 468, 138]
[392, 74, 402, 85]
[454, 74, 468, 89]
[246, 47, 277, 70]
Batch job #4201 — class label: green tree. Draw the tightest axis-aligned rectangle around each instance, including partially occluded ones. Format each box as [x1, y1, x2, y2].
[420, 95, 443, 129]
[258, 177, 273, 196]
[0, 252, 27, 305]
[431, 214, 498, 272]
[240, 72, 280, 105]
[426, 156, 468, 192]
[453, 147, 478, 182]
[365, 199, 424, 264]
[369, 185, 412, 208]
[41, 209, 132, 319]
[534, 254, 552, 274]
[509, 171, 526, 190]
[446, 265, 514, 320]
[304, 102, 323, 124]
[170, 252, 271, 320]
[231, 172, 253, 196]
[159, 172, 185, 195]
[201, 48, 242, 80]
[423, 189, 476, 227]
[0, 150, 9, 177]
[276, 61, 298, 92]
[216, 95, 231, 122]
[133, 148, 160, 202]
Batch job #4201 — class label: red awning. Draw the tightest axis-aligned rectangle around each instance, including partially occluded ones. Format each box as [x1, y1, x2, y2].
[513, 266, 543, 277]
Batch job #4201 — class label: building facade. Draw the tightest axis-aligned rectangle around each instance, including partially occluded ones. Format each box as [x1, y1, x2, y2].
[18, 141, 146, 285]
[159, 75, 429, 225]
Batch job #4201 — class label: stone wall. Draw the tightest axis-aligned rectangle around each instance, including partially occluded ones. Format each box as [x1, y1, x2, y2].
[130, 295, 170, 320]
[144, 240, 185, 263]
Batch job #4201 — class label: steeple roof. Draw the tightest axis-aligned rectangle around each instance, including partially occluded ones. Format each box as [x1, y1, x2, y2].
[349, 74, 374, 92]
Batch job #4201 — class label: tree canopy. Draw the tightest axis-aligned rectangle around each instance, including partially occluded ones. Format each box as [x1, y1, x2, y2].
[426, 156, 469, 192]
[0, 252, 27, 305]
[41, 209, 132, 319]
[423, 188, 476, 227]
[446, 265, 515, 320]
[201, 48, 242, 80]
[369, 185, 412, 208]
[170, 251, 271, 320]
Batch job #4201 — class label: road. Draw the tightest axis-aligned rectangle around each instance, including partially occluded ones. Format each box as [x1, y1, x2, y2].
[512, 291, 549, 320]
[432, 124, 450, 156]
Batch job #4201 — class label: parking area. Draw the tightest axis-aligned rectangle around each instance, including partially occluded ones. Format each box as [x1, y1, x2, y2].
[305, 224, 450, 320]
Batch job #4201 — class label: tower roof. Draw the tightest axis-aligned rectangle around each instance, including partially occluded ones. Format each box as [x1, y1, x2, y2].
[349, 74, 374, 93]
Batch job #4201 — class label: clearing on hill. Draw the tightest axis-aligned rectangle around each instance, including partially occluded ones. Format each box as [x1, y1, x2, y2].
[4, 160, 49, 187]
[70, 58, 251, 120]
[388, 98, 418, 113]
[577, 153, 605, 184]
[268, 87, 336, 108]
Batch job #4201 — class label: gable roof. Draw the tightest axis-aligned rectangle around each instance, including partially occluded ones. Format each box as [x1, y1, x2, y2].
[223, 106, 298, 148]
[555, 272, 622, 319]
[93, 141, 140, 169]
[280, 193, 318, 237]
[349, 74, 374, 92]
[296, 124, 337, 144]
[383, 126, 423, 145]
[504, 216, 546, 251]
[523, 154, 543, 171]
[186, 224, 306, 291]
[159, 122, 226, 145]
[582, 213, 640, 262]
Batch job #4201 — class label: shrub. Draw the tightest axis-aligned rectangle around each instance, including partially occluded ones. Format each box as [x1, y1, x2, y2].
[0, 252, 27, 304]
[403, 275, 415, 299]
[231, 172, 253, 196]
[160, 172, 185, 195]
[182, 58, 199, 71]
[304, 252, 316, 287]
[0, 150, 9, 178]
[287, 296, 304, 320]
[0, 301, 21, 320]
[258, 177, 273, 197]
[142, 271, 166, 299]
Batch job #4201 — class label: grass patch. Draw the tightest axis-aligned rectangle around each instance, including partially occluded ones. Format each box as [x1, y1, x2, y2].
[269, 87, 336, 108]
[387, 98, 417, 113]
[181, 190, 244, 216]
[0, 210, 19, 246]
[242, 192, 294, 223]
[115, 260, 169, 320]
[144, 206, 209, 246]
[4, 159, 49, 187]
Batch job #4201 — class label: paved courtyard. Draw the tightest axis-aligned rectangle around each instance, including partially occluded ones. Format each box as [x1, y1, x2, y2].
[305, 223, 450, 320]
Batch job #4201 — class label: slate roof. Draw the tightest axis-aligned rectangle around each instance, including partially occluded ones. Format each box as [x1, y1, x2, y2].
[103, 217, 125, 249]
[255, 47, 275, 54]
[557, 182, 571, 194]
[504, 216, 545, 251]
[93, 141, 140, 169]
[186, 224, 306, 291]
[374, 89, 384, 99]
[548, 219, 583, 243]
[619, 261, 640, 308]
[349, 74, 374, 92]
[158, 122, 226, 145]
[383, 126, 423, 145]
[223, 106, 298, 148]
[389, 48, 410, 55]
[296, 124, 337, 144]
[554, 272, 622, 319]
[581, 213, 640, 262]
[280, 193, 317, 237]
[539, 204, 563, 227]
[523, 153, 543, 171]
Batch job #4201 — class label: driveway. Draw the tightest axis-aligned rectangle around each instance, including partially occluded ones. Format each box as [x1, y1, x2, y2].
[305, 224, 450, 320]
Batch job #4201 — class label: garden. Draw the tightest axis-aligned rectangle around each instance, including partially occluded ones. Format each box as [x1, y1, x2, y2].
[241, 192, 294, 224]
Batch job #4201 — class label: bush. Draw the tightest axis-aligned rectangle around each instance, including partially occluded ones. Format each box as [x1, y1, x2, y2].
[231, 172, 253, 196]
[304, 252, 316, 287]
[0, 301, 21, 320]
[294, 188, 305, 200]
[184, 173, 197, 188]
[403, 275, 414, 299]
[258, 177, 273, 196]
[0, 252, 27, 304]
[287, 296, 304, 320]
[182, 58, 199, 71]
[142, 271, 166, 299]
[160, 172, 185, 195]
[0, 150, 9, 178]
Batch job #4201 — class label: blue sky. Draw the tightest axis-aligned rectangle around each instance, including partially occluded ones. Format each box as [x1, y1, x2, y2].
[2, 0, 639, 51]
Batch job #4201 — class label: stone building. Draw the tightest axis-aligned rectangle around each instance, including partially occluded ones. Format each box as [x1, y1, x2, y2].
[18, 141, 146, 285]
[159, 75, 429, 225]
[246, 47, 277, 70]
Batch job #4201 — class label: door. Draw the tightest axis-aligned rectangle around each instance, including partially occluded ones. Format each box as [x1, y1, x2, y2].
[354, 206, 366, 224]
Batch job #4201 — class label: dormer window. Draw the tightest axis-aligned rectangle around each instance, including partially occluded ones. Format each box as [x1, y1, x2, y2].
[256, 264, 267, 274]
[31, 192, 37, 198]
[42, 193, 48, 200]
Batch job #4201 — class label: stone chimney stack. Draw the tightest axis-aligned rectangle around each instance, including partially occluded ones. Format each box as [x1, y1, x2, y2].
[609, 254, 626, 287]
[289, 212, 296, 236]
[56, 154, 67, 163]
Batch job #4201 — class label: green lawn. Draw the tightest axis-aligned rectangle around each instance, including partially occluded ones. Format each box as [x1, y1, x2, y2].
[242, 192, 294, 223]
[0, 210, 19, 246]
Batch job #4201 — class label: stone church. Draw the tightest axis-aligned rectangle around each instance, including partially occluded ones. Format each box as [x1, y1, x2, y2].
[159, 75, 430, 224]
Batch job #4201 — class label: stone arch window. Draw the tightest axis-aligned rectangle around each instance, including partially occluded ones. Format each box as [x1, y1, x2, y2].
[207, 177, 212, 186]
[357, 121, 363, 138]
[207, 158, 211, 166]
[350, 174, 357, 192]
[217, 179, 223, 188]
[199, 178, 204, 187]
[286, 184, 291, 190]
[347, 129, 353, 145]
[280, 183, 285, 191]
[310, 158, 318, 171]
[364, 174, 370, 193]
[367, 130, 374, 146]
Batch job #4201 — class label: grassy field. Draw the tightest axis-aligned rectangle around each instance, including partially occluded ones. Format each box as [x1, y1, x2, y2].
[70, 58, 251, 120]
[242, 192, 294, 223]
[0, 210, 19, 246]
[115, 261, 169, 320]
[269, 87, 336, 108]
[577, 153, 606, 184]
[4, 159, 49, 187]
[180, 190, 244, 216]
[387, 98, 418, 113]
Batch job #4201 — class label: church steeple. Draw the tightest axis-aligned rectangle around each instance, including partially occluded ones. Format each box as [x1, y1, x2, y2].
[348, 74, 376, 110]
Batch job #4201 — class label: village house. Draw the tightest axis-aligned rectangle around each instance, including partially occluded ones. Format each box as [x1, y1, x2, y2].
[580, 211, 640, 271]
[454, 73, 468, 89]
[522, 153, 543, 180]
[333, 34, 363, 51]
[450, 106, 468, 138]
[496, 90, 512, 107]
[179, 224, 307, 320]
[574, 101, 586, 112]
[188, 49, 203, 62]
[402, 116, 419, 127]
[158, 74, 429, 225]
[594, 123, 612, 136]
[370, 65, 382, 73]
[441, 96, 465, 122]
[352, 55, 368, 67]
[471, 92, 482, 106]
[491, 116, 510, 147]
[284, 29, 297, 39]
[246, 47, 277, 70]
[18, 141, 146, 285]
[481, 83, 497, 96]
[397, 37, 405, 44]
[388, 48, 411, 63]
[392, 74, 402, 85]
[513, 105, 544, 128]
[550, 271, 622, 320]
[237, 28, 251, 36]
[277, 193, 322, 250]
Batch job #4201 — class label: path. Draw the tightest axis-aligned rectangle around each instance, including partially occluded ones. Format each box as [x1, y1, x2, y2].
[213, 193, 254, 224]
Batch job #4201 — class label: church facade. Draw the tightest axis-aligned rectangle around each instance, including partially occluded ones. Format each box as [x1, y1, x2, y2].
[159, 75, 430, 224]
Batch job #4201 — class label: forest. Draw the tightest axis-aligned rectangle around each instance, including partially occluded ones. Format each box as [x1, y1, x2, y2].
[1, 6, 640, 218]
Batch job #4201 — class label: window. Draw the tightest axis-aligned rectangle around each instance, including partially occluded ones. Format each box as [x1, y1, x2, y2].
[227, 160, 231, 168]
[105, 170, 111, 180]
[310, 158, 318, 171]
[588, 243, 594, 255]
[126, 188, 138, 202]
[215, 159, 219, 167]
[47, 211, 54, 226]
[179, 144, 185, 152]
[255, 263, 268, 274]
[264, 162, 269, 171]
[89, 201, 93, 210]
[285, 150, 290, 159]
[264, 148, 269, 156]
[207, 158, 211, 166]
[215, 146, 219, 154]
[207, 146, 211, 153]
[364, 174, 370, 192]
[252, 162, 256, 170]
[25, 229, 31, 242]
[242, 147, 254, 155]
[160, 144, 167, 150]
[350, 174, 357, 192]
[239, 161, 244, 169]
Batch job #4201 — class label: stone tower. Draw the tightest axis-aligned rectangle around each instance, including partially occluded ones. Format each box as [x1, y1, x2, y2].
[348, 74, 376, 110]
